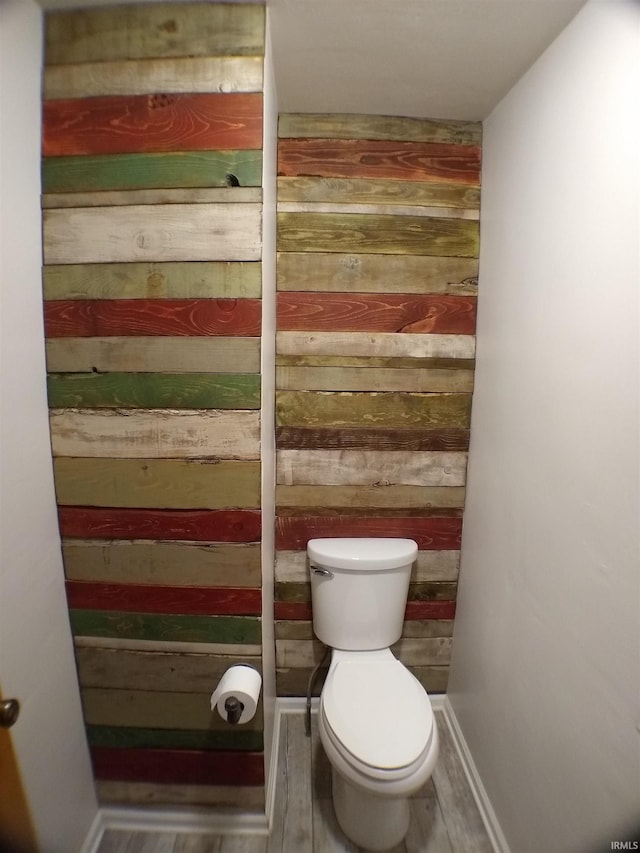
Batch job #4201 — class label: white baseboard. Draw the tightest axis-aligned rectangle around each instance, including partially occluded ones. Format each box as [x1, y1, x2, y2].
[99, 806, 268, 836]
[78, 811, 105, 853]
[441, 696, 511, 853]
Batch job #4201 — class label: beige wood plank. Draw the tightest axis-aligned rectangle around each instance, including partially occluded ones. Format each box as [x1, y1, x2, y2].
[278, 176, 479, 210]
[44, 56, 263, 99]
[43, 261, 262, 300]
[43, 204, 262, 265]
[50, 409, 260, 459]
[53, 457, 261, 509]
[46, 337, 261, 374]
[64, 540, 261, 587]
[43, 187, 262, 209]
[277, 253, 478, 295]
[278, 113, 482, 145]
[275, 485, 466, 511]
[75, 636, 262, 657]
[276, 638, 451, 668]
[276, 450, 467, 487]
[45, 4, 265, 64]
[275, 549, 460, 582]
[96, 781, 265, 809]
[276, 366, 474, 393]
[278, 201, 478, 220]
[276, 331, 475, 360]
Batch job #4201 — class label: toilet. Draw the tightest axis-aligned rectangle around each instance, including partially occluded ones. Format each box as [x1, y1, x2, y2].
[308, 537, 439, 851]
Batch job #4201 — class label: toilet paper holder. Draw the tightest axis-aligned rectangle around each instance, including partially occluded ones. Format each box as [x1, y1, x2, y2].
[223, 695, 244, 725]
[210, 664, 261, 726]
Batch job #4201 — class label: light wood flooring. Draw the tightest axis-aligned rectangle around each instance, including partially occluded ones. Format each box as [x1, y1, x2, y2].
[97, 709, 494, 853]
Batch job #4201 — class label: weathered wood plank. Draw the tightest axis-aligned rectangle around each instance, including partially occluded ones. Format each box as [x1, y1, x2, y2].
[43, 93, 263, 157]
[95, 780, 265, 808]
[44, 57, 263, 99]
[276, 366, 473, 393]
[45, 5, 265, 65]
[277, 139, 480, 185]
[277, 293, 476, 335]
[275, 484, 465, 510]
[275, 516, 461, 550]
[275, 392, 471, 429]
[279, 201, 479, 221]
[277, 212, 479, 257]
[87, 725, 263, 752]
[75, 646, 262, 692]
[47, 373, 261, 409]
[45, 298, 261, 338]
[275, 549, 460, 583]
[276, 637, 452, 668]
[43, 261, 262, 301]
[66, 581, 262, 615]
[46, 337, 261, 374]
[63, 540, 261, 587]
[42, 187, 262, 209]
[70, 610, 261, 644]
[273, 600, 455, 621]
[74, 635, 262, 657]
[91, 747, 264, 785]
[276, 253, 478, 295]
[276, 331, 475, 359]
[42, 151, 263, 193]
[43, 204, 262, 265]
[59, 507, 262, 542]
[275, 427, 470, 451]
[277, 114, 481, 145]
[50, 409, 260, 460]
[275, 581, 457, 604]
[275, 664, 449, 697]
[276, 354, 475, 370]
[274, 618, 455, 640]
[277, 176, 479, 209]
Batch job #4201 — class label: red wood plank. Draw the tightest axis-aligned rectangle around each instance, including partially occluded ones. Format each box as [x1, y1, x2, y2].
[65, 581, 262, 615]
[274, 601, 312, 620]
[275, 427, 470, 451]
[59, 507, 261, 542]
[277, 293, 476, 335]
[43, 93, 263, 157]
[91, 747, 264, 785]
[277, 139, 481, 185]
[45, 299, 261, 338]
[273, 600, 456, 621]
[275, 516, 461, 550]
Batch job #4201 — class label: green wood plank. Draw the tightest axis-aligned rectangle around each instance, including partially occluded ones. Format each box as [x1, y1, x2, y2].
[86, 725, 263, 751]
[277, 177, 479, 209]
[47, 373, 261, 409]
[277, 212, 479, 257]
[53, 458, 261, 509]
[70, 610, 261, 644]
[278, 114, 482, 146]
[42, 151, 263, 193]
[276, 365, 474, 393]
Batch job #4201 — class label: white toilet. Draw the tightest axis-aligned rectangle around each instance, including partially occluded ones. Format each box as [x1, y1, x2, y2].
[308, 537, 439, 851]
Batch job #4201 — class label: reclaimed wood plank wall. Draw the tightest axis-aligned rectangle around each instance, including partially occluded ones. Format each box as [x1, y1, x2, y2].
[42, 2, 266, 809]
[275, 113, 482, 695]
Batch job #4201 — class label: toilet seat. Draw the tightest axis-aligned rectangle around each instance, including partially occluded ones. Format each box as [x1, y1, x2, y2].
[321, 652, 434, 776]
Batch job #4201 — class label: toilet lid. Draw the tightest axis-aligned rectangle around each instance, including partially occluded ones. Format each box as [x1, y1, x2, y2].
[323, 659, 433, 770]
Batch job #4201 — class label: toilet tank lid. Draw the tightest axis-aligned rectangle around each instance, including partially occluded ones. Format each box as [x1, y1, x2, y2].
[307, 538, 418, 571]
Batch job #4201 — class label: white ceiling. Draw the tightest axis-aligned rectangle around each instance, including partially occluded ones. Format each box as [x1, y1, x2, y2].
[39, 0, 588, 121]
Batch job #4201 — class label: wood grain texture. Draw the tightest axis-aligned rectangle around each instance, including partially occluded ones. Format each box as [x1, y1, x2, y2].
[276, 637, 451, 668]
[95, 780, 265, 808]
[275, 581, 457, 604]
[63, 541, 261, 587]
[276, 392, 471, 429]
[279, 201, 478, 221]
[70, 610, 261, 644]
[46, 337, 261, 374]
[50, 409, 260, 460]
[276, 293, 476, 334]
[277, 212, 479, 257]
[42, 151, 263, 193]
[275, 427, 470, 451]
[276, 354, 475, 370]
[275, 618, 455, 640]
[275, 484, 465, 511]
[274, 516, 461, 550]
[277, 113, 481, 145]
[272, 600, 455, 621]
[277, 139, 481, 185]
[277, 176, 480, 209]
[43, 204, 262, 265]
[276, 252, 478, 295]
[91, 747, 264, 785]
[43, 186, 262, 210]
[276, 331, 475, 360]
[275, 549, 460, 583]
[74, 636, 262, 657]
[45, 298, 262, 337]
[43, 93, 263, 157]
[43, 261, 262, 301]
[86, 725, 263, 752]
[59, 507, 262, 542]
[66, 581, 262, 615]
[47, 373, 261, 409]
[44, 57, 263, 99]
[45, 4, 265, 64]
[275, 665, 449, 697]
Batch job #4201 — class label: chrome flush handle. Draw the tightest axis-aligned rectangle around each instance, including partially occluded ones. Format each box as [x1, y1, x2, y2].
[311, 567, 334, 579]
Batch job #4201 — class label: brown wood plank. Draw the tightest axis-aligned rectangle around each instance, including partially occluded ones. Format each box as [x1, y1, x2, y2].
[277, 176, 479, 209]
[95, 780, 265, 808]
[274, 516, 461, 550]
[59, 507, 261, 542]
[275, 427, 469, 451]
[277, 114, 481, 145]
[66, 581, 261, 615]
[274, 618, 455, 640]
[43, 187, 262, 209]
[276, 637, 451, 668]
[275, 581, 457, 604]
[277, 139, 481, 185]
[91, 747, 264, 785]
[43, 93, 263, 156]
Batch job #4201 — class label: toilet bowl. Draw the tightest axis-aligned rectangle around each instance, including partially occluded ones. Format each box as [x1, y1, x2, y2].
[308, 538, 439, 851]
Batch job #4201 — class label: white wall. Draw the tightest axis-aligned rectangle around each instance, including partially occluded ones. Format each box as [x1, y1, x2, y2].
[0, 0, 99, 849]
[448, 2, 640, 852]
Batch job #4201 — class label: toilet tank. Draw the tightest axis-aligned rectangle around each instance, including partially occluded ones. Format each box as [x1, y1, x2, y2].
[307, 538, 418, 650]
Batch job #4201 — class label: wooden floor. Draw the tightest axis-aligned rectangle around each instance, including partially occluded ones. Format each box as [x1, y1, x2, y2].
[97, 709, 494, 852]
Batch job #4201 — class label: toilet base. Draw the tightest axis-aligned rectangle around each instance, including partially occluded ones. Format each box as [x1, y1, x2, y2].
[332, 766, 410, 851]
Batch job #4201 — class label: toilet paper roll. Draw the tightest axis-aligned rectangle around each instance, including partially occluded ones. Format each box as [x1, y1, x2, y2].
[210, 665, 261, 725]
